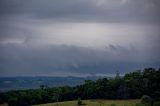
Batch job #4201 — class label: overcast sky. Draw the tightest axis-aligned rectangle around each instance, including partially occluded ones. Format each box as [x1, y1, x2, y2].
[0, 0, 160, 77]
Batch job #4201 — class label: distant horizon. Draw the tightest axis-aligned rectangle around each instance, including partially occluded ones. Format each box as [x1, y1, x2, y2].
[0, 73, 117, 78]
[0, 67, 159, 77]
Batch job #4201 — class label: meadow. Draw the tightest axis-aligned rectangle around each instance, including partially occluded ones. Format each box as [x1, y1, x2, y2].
[35, 99, 140, 106]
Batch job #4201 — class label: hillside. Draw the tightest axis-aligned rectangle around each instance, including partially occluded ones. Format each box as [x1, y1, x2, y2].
[0, 76, 101, 92]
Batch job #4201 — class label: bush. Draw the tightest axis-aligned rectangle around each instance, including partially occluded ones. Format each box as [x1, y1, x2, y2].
[153, 102, 160, 106]
[141, 95, 152, 104]
[152, 91, 160, 101]
[136, 103, 146, 106]
[110, 104, 116, 106]
[8, 97, 18, 106]
[77, 97, 82, 105]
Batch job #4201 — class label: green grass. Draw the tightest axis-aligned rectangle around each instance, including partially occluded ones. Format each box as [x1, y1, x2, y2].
[34, 99, 140, 106]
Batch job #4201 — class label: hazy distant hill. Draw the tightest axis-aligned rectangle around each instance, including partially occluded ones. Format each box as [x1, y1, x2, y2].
[0, 76, 102, 92]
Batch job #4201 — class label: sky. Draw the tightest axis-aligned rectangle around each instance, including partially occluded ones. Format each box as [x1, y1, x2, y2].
[0, 0, 160, 77]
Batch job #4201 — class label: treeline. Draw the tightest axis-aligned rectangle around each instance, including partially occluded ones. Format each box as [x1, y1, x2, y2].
[0, 68, 160, 106]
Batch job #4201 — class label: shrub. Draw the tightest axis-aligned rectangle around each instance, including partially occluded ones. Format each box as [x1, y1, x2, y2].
[152, 91, 160, 102]
[110, 104, 116, 106]
[8, 97, 18, 106]
[153, 102, 160, 106]
[141, 95, 152, 104]
[136, 103, 146, 106]
[77, 97, 82, 105]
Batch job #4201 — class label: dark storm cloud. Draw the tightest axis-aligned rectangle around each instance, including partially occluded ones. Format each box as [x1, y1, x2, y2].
[0, 0, 160, 23]
[0, 43, 159, 76]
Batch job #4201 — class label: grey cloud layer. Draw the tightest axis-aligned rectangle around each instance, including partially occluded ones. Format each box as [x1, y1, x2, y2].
[0, 0, 159, 76]
[0, 0, 160, 23]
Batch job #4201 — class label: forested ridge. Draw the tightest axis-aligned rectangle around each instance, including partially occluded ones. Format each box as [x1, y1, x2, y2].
[0, 68, 160, 106]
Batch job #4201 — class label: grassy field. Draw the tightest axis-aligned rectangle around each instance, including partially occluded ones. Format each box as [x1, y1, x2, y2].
[34, 99, 140, 106]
